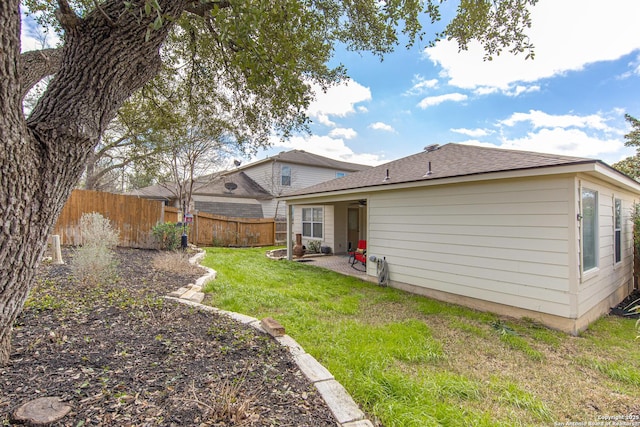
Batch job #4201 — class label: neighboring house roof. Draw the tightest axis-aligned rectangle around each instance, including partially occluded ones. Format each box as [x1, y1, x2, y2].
[126, 183, 173, 200]
[194, 200, 264, 218]
[233, 149, 371, 173]
[192, 171, 272, 199]
[282, 143, 640, 198]
[127, 171, 272, 200]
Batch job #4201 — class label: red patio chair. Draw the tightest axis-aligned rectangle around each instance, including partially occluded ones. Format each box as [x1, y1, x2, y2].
[348, 240, 367, 266]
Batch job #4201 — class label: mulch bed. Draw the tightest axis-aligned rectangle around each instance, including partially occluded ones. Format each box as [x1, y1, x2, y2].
[0, 248, 337, 426]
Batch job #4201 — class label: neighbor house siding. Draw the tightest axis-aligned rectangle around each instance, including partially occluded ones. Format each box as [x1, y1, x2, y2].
[259, 200, 279, 219]
[241, 162, 274, 193]
[243, 162, 351, 218]
[244, 162, 350, 195]
[577, 176, 636, 318]
[284, 164, 349, 193]
[366, 176, 575, 318]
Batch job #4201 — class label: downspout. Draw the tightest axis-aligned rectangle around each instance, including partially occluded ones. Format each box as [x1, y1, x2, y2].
[286, 202, 293, 260]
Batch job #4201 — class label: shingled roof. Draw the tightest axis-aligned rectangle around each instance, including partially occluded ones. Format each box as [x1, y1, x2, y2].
[283, 143, 609, 197]
[237, 149, 371, 172]
[127, 171, 272, 200]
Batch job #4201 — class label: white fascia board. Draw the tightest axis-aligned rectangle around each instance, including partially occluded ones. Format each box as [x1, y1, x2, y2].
[588, 163, 640, 194]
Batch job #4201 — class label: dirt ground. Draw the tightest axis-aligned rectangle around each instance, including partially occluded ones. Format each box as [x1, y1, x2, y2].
[0, 248, 337, 426]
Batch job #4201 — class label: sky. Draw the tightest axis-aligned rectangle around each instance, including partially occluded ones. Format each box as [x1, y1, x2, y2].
[20, 0, 640, 168]
[255, 0, 640, 167]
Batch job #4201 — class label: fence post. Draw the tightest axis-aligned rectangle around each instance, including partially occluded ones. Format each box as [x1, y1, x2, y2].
[194, 210, 199, 246]
[51, 235, 64, 265]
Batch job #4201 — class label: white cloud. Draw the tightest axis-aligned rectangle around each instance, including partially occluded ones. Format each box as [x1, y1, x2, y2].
[452, 109, 635, 165]
[405, 75, 439, 96]
[329, 127, 357, 139]
[619, 53, 640, 79]
[264, 134, 385, 166]
[21, 13, 60, 52]
[451, 128, 491, 138]
[417, 93, 467, 109]
[424, 0, 640, 92]
[499, 110, 614, 131]
[458, 130, 633, 165]
[369, 122, 395, 132]
[499, 128, 629, 161]
[473, 87, 499, 96]
[307, 80, 371, 127]
[504, 85, 540, 97]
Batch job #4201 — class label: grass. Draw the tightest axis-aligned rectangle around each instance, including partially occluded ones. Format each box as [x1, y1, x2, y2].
[201, 247, 640, 426]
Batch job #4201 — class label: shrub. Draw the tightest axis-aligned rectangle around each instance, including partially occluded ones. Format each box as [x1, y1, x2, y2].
[71, 212, 119, 286]
[152, 251, 197, 275]
[80, 212, 119, 248]
[152, 222, 187, 251]
[307, 240, 322, 253]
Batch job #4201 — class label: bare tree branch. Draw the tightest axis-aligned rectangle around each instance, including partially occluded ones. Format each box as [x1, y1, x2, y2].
[55, 0, 81, 32]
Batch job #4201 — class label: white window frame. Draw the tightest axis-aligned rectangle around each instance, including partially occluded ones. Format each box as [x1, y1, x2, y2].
[614, 198, 622, 264]
[302, 207, 323, 239]
[281, 166, 291, 186]
[581, 187, 598, 273]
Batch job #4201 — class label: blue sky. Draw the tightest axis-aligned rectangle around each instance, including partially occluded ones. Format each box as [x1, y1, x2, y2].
[20, 0, 640, 168]
[256, 0, 640, 167]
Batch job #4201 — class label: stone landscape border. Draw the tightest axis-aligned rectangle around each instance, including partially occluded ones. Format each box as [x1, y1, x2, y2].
[165, 249, 374, 427]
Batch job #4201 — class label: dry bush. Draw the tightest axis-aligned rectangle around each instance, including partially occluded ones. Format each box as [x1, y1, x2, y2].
[182, 375, 256, 425]
[152, 251, 196, 275]
[79, 212, 119, 248]
[70, 212, 119, 286]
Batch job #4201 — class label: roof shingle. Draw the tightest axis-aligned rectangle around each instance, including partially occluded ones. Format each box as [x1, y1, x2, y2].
[284, 143, 597, 197]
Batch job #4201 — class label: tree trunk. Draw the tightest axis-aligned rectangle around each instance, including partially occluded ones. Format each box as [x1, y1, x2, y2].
[0, 0, 186, 365]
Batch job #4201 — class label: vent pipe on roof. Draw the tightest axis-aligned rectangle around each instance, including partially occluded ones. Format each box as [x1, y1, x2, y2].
[424, 144, 440, 152]
[383, 168, 390, 182]
[423, 161, 433, 177]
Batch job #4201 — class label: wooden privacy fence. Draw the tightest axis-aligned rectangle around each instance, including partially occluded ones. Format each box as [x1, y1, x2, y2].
[275, 220, 287, 245]
[53, 189, 277, 248]
[53, 189, 164, 248]
[164, 207, 275, 247]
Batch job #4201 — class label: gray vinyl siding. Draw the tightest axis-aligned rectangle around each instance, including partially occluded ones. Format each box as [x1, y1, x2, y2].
[243, 162, 350, 195]
[243, 162, 352, 218]
[366, 176, 575, 317]
[242, 163, 275, 194]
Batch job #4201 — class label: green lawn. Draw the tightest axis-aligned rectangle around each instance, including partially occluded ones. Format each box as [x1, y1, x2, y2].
[201, 247, 640, 427]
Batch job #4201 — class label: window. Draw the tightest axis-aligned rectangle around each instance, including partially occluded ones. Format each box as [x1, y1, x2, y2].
[615, 198, 622, 264]
[302, 207, 323, 238]
[336, 172, 346, 178]
[581, 188, 598, 272]
[281, 166, 291, 186]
